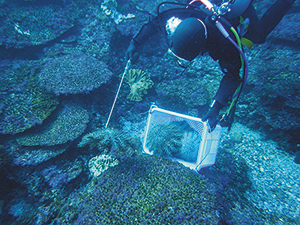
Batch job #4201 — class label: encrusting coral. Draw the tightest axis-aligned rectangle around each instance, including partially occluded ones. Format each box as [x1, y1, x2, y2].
[123, 69, 154, 101]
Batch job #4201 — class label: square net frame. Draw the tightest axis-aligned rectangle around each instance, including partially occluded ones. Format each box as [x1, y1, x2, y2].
[143, 105, 222, 171]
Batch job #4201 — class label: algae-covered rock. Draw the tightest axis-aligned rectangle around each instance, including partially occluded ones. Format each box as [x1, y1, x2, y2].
[16, 102, 89, 146]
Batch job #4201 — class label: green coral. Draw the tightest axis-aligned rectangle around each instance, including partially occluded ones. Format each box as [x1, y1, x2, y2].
[0, 61, 59, 134]
[124, 69, 154, 101]
[16, 102, 89, 146]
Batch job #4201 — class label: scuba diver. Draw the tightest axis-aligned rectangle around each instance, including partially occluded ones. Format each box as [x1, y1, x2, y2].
[126, 0, 295, 131]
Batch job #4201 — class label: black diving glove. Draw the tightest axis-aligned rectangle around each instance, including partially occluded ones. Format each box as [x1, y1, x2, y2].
[126, 40, 138, 61]
[202, 100, 223, 132]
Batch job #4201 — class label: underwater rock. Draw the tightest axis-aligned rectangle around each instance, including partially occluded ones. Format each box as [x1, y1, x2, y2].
[0, 60, 58, 135]
[88, 154, 119, 177]
[123, 68, 153, 101]
[16, 102, 89, 146]
[39, 52, 113, 95]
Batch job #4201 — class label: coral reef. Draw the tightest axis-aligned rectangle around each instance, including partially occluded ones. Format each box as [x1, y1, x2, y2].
[39, 52, 113, 95]
[88, 154, 119, 177]
[16, 102, 89, 146]
[156, 76, 210, 107]
[0, 2, 75, 48]
[10, 144, 68, 166]
[52, 155, 219, 224]
[40, 160, 83, 188]
[123, 68, 154, 101]
[0, 60, 59, 134]
[236, 43, 300, 131]
[206, 122, 300, 223]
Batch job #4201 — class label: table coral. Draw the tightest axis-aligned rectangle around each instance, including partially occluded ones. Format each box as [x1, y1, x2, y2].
[39, 52, 113, 95]
[0, 2, 75, 48]
[16, 102, 89, 146]
[10, 144, 68, 166]
[0, 60, 58, 134]
[124, 68, 153, 101]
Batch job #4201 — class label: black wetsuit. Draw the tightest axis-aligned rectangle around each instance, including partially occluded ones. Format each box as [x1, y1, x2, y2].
[131, 0, 294, 107]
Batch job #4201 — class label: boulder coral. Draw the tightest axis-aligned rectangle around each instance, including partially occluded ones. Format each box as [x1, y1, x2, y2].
[39, 52, 113, 95]
[123, 69, 154, 101]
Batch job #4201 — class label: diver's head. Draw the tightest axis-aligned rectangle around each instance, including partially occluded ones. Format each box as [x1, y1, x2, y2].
[169, 17, 207, 66]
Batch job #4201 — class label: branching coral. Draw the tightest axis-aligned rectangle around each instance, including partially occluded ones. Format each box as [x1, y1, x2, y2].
[123, 69, 153, 101]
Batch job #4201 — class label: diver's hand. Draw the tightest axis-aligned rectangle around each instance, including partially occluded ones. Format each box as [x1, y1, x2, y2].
[202, 100, 223, 132]
[126, 40, 138, 61]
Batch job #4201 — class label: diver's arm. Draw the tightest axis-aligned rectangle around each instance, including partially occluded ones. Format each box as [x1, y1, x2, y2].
[126, 16, 161, 60]
[214, 59, 242, 107]
[132, 16, 161, 46]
